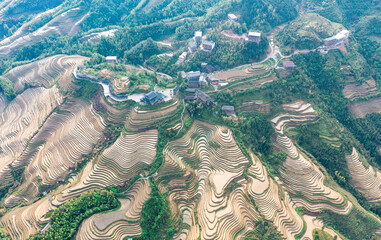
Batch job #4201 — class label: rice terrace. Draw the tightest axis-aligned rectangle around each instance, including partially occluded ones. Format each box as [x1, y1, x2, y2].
[0, 0, 381, 240]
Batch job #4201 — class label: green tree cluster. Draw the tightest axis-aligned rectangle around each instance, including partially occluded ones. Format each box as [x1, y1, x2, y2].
[28, 189, 118, 240]
[138, 178, 175, 240]
[0, 77, 16, 100]
[244, 218, 283, 240]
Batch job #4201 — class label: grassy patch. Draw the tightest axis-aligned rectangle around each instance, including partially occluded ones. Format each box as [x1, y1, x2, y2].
[312, 229, 335, 240]
[321, 207, 381, 240]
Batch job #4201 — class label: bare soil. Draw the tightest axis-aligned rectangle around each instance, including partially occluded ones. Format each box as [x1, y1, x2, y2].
[349, 96, 381, 117]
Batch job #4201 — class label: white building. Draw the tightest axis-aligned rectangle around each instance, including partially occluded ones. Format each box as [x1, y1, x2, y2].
[195, 31, 203, 43]
[178, 52, 188, 64]
[199, 73, 208, 87]
[248, 32, 261, 43]
[228, 13, 238, 22]
[188, 41, 197, 54]
[106, 56, 118, 63]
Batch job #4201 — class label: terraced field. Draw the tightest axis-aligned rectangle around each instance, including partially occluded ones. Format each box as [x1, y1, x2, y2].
[76, 180, 151, 240]
[159, 121, 260, 240]
[0, 196, 53, 240]
[125, 100, 182, 132]
[216, 64, 271, 82]
[273, 102, 351, 212]
[343, 78, 378, 99]
[93, 92, 132, 123]
[4, 55, 87, 93]
[0, 87, 63, 188]
[4, 99, 106, 207]
[0, 7, 88, 57]
[346, 148, 381, 203]
[246, 153, 304, 239]
[0, 93, 6, 112]
[238, 100, 271, 113]
[56, 129, 157, 203]
[271, 101, 354, 238]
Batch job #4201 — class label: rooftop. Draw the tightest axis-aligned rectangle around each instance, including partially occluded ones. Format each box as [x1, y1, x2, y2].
[195, 31, 202, 37]
[106, 56, 118, 61]
[145, 91, 159, 101]
[228, 13, 238, 20]
[249, 32, 261, 37]
[222, 105, 235, 111]
[187, 71, 201, 78]
[208, 74, 219, 81]
[284, 61, 295, 66]
[197, 90, 211, 102]
[189, 41, 197, 47]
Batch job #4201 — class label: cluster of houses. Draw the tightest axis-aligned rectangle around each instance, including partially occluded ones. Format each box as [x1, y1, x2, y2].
[179, 31, 216, 64]
[181, 70, 220, 88]
[184, 89, 215, 105]
[190, 31, 216, 54]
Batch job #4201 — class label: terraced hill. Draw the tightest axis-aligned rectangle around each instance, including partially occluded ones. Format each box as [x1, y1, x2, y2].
[125, 100, 182, 132]
[0, 7, 88, 57]
[159, 121, 260, 240]
[76, 180, 151, 240]
[4, 54, 87, 93]
[0, 86, 63, 188]
[246, 153, 304, 239]
[156, 117, 354, 239]
[346, 148, 381, 203]
[56, 129, 157, 203]
[0, 196, 53, 239]
[272, 102, 351, 213]
[349, 96, 381, 118]
[4, 99, 106, 207]
[343, 78, 379, 100]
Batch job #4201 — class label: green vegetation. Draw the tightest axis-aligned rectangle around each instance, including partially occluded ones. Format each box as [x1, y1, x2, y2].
[82, 62, 173, 94]
[276, 13, 343, 52]
[0, 226, 10, 239]
[244, 218, 283, 240]
[124, 38, 160, 65]
[0, 0, 64, 39]
[138, 178, 175, 240]
[296, 124, 349, 185]
[72, 78, 99, 102]
[236, 113, 274, 155]
[312, 229, 335, 240]
[321, 207, 380, 240]
[28, 190, 118, 240]
[0, 77, 15, 100]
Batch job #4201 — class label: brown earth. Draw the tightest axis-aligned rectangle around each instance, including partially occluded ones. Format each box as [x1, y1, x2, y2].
[349, 96, 381, 117]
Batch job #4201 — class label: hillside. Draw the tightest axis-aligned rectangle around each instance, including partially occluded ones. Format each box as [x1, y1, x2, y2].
[0, 0, 381, 239]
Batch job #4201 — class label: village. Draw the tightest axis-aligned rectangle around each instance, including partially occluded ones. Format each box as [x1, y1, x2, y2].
[75, 12, 351, 119]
